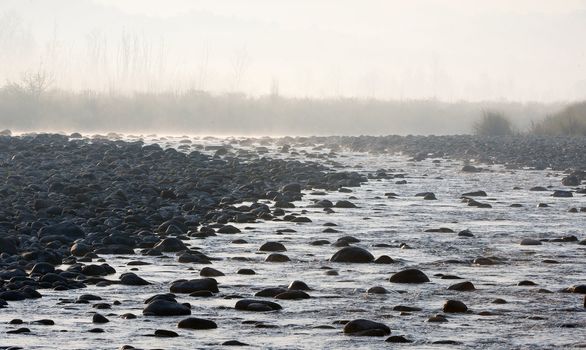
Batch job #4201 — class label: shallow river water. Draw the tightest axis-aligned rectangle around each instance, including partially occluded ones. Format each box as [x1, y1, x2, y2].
[1, 135, 585, 349]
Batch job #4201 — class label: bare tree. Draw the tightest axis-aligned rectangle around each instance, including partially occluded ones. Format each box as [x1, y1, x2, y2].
[231, 46, 250, 92]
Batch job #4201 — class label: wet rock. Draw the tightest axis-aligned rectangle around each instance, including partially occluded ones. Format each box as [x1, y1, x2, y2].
[448, 281, 475, 291]
[386, 335, 412, 343]
[374, 255, 394, 264]
[520, 238, 542, 246]
[265, 253, 290, 262]
[343, 319, 391, 336]
[33, 319, 55, 325]
[330, 247, 374, 263]
[255, 287, 288, 297]
[217, 225, 241, 234]
[200, 267, 225, 277]
[259, 242, 287, 252]
[423, 192, 437, 200]
[177, 317, 218, 330]
[178, 252, 211, 264]
[30, 262, 55, 275]
[7, 327, 31, 334]
[334, 200, 357, 208]
[237, 268, 255, 275]
[458, 229, 474, 237]
[170, 278, 219, 293]
[552, 190, 573, 198]
[566, 285, 586, 294]
[93, 313, 109, 323]
[562, 175, 581, 186]
[120, 272, 151, 286]
[223, 340, 249, 346]
[154, 329, 179, 337]
[389, 269, 430, 283]
[154, 237, 187, 252]
[235, 299, 282, 312]
[367, 286, 388, 294]
[275, 290, 310, 300]
[0, 237, 18, 254]
[518, 280, 538, 286]
[443, 300, 468, 313]
[461, 165, 481, 172]
[428, 314, 448, 322]
[288, 280, 311, 290]
[38, 222, 85, 239]
[393, 305, 422, 312]
[462, 190, 487, 197]
[143, 299, 191, 316]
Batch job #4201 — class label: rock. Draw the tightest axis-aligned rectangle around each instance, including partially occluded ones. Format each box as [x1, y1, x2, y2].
[552, 190, 573, 198]
[448, 281, 475, 291]
[367, 286, 388, 294]
[518, 280, 537, 286]
[386, 335, 412, 343]
[38, 222, 85, 239]
[33, 319, 55, 325]
[274, 290, 310, 300]
[237, 268, 255, 275]
[223, 340, 249, 346]
[282, 183, 301, 193]
[255, 287, 288, 297]
[288, 280, 311, 290]
[458, 229, 474, 237]
[178, 252, 211, 264]
[335, 200, 357, 208]
[259, 242, 287, 252]
[330, 247, 374, 263]
[93, 313, 109, 323]
[235, 299, 282, 312]
[7, 327, 31, 334]
[393, 305, 422, 312]
[423, 193, 437, 200]
[443, 300, 468, 313]
[0, 237, 17, 254]
[154, 329, 179, 337]
[153, 237, 187, 252]
[520, 238, 542, 246]
[462, 190, 487, 197]
[217, 225, 241, 234]
[562, 175, 581, 186]
[389, 269, 430, 283]
[428, 314, 448, 322]
[374, 255, 394, 264]
[461, 165, 481, 172]
[143, 299, 191, 316]
[177, 317, 218, 330]
[343, 319, 391, 336]
[265, 253, 290, 262]
[200, 267, 225, 277]
[30, 262, 55, 275]
[566, 285, 586, 294]
[170, 278, 219, 293]
[120, 272, 151, 286]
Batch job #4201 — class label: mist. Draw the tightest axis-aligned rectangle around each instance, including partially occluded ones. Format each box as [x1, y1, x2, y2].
[1, 0, 585, 134]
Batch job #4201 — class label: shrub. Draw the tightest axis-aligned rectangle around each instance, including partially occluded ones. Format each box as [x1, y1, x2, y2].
[473, 110, 513, 136]
[531, 102, 586, 136]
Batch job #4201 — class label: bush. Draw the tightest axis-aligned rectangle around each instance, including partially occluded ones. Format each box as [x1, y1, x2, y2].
[531, 102, 586, 136]
[473, 110, 513, 136]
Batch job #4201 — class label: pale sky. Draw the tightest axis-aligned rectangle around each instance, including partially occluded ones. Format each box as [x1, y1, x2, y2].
[1, 0, 586, 101]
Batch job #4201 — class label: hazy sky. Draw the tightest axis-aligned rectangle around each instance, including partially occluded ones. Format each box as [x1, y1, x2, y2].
[1, 0, 586, 101]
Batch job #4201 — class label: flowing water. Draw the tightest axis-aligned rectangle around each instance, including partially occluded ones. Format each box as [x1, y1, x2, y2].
[1, 135, 585, 349]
